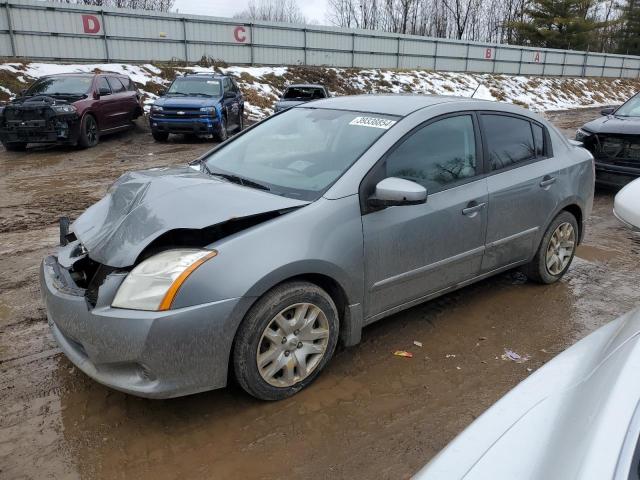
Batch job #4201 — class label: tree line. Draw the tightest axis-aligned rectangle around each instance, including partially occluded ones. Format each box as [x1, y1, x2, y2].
[325, 0, 639, 55]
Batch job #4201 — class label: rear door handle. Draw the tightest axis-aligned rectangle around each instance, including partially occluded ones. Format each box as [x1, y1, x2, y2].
[540, 176, 557, 188]
[462, 201, 486, 217]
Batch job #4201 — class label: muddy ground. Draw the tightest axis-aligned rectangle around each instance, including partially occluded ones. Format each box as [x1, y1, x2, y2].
[1, 107, 639, 479]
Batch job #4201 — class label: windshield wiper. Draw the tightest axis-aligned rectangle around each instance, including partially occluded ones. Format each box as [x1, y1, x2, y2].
[207, 169, 270, 191]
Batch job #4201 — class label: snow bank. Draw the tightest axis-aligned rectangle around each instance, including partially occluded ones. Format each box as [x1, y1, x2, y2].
[1, 62, 638, 120]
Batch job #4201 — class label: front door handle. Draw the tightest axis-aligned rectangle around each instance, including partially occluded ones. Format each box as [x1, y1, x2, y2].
[540, 175, 557, 188]
[462, 201, 486, 217]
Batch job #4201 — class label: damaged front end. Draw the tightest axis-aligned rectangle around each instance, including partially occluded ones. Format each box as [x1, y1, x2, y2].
[0, 96, 80, 145]
[582, 132, 640, 187]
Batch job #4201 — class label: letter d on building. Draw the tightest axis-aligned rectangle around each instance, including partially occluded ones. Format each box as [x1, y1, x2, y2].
[82, 14, 101, 34]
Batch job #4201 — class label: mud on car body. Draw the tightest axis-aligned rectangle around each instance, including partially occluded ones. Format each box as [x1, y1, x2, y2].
[41, 95, 594, 401]
[0, 73, 143, 151]
[149, 73, 244, 142]
[576, 92, 640, 188]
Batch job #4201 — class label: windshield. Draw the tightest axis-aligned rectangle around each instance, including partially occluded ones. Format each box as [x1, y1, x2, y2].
[26, 76, 92, 96]
[283, 87, 326, 100]
[203, 108, 398, 200]
[615, 94, 640, 117]
[167, 78, 222, 97]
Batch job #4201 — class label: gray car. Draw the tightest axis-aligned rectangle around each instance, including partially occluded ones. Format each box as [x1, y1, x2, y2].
[273, 84, 329, 112]
[40, 95, 594, 400]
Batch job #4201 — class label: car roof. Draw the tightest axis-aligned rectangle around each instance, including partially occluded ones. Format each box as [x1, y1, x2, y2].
[303, 94, 488, 117]
[182, 73, 226, 79]
[287, 84, 326, 89]
[41, 73, 128, 78]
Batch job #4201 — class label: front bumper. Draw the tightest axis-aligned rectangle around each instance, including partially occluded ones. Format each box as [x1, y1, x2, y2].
[149, 116, 219, 135]
[595, 162, 640, 188]
[40, 255, 248, 398]
[0, 118, 80, 144]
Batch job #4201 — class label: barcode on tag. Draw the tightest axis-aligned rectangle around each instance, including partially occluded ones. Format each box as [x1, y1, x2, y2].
[349, 116, 397, 129]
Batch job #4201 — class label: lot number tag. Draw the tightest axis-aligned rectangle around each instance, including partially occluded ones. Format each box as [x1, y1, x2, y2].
[349, 116, 396, 129]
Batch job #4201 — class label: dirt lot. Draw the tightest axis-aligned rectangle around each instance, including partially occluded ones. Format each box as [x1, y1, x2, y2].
[1, 107, 639, 480]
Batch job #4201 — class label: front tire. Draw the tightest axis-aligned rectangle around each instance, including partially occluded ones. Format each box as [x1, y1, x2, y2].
[524, 211, 578, 284]
[233, 281, 339, 401]
[215, 115, 228, 142]
[152, 130, 169, 142]
[78, 114, 99, 148]
[2, 142, 27, 151]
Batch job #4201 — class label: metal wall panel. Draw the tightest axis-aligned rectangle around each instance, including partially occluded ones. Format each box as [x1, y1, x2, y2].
[0, 33, 12, 55]
[108, 39, 183, 61]
[307, 31, 351, 51]
[15, 33, 105, 59]
[307, 49, 351, 67]
[355, 36, 397, 54]
[401, 39, 435, 56]
[253, 26, 303, 48]
[3, 0, 640, 78]
[398, 55, 435, 70]
[254, 46, 304, 65]
[354, 53, 396, 68]
[106, 15, 182, 40]
[187, 44, 250, 64]
[0, 5, 8, 29]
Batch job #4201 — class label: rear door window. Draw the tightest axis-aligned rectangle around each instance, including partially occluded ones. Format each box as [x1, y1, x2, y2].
[482, 114, 536, 171]
[97, 77, 111, 95]
[532, 123, 545, 157]
[385, 114, 478, 193]
[107, 77, 126, 94]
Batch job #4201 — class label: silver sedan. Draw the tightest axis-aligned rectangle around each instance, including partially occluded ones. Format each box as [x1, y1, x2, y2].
[40, 95, 594, 400]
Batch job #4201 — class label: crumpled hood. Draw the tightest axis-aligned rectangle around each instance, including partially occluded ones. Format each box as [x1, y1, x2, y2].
[414, 308, 640, 480]
[71, 166, 309, 267]
[583, 115, 640, 135]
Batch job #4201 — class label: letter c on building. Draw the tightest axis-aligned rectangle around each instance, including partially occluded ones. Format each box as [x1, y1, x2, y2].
[234, 26, 247, 43]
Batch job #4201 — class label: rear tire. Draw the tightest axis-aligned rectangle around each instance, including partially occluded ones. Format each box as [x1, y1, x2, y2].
[523, 211, 578, 284]
[78, 114, 99, 148]
[233, 281, 339, 401]
[152, 130, 169, 142]
[2, 142, 27, 151]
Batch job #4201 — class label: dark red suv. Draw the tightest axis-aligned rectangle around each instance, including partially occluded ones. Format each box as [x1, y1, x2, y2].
[0, 73, 143, 151]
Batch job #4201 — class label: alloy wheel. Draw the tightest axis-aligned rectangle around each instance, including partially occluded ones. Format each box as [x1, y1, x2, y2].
[256, 303, 330, 388]
[545, 222, 576, 275]
[86, 117, 98, 145]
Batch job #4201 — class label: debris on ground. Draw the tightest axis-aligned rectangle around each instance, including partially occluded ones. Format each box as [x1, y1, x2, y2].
[446, 354, 456, 358]
[393, 351, 413, 358]
[501, 349, 530, 363]
[413, 341, 423, 347]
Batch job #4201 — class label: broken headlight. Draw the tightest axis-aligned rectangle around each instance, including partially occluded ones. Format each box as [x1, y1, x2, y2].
[575, 128, 593, 142]
[111, 249, 217, 311]
[52, 105, 77, 114]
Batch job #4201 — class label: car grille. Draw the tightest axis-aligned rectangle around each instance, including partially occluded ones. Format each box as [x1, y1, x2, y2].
[591, 134, 640, 167]
[161, 108, 203, 119]
[4, 106, 55, 122]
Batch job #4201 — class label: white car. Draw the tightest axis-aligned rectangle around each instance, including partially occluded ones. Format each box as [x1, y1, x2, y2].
[415, 178, 640, 480]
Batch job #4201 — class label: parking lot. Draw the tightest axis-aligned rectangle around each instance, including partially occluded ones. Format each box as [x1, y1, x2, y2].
[1, 107, 640, 479]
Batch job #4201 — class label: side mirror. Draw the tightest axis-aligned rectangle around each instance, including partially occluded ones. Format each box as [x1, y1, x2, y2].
[614, 178, 640, 231]
[98, 87, 111, 97]
[601, 107, 615, 116]
[158, 89, 165, 96]
[368, 177, 427, 208]
[20, 88, 27, 97]
[224, 91, 235, 99]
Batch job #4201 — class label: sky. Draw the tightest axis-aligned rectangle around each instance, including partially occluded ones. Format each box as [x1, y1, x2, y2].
[172, 0, 329, 25]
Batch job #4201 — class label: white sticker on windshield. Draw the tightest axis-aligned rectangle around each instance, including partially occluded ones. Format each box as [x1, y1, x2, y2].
[206, 80, 216, 84]
[349, 116, 396, 129]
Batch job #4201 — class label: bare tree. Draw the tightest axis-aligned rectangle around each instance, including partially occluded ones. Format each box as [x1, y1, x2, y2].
[51, 0, 174, 11]
[234, 0, 306, 23]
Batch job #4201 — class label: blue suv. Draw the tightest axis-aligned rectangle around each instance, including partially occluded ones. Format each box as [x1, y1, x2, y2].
[149, 74, 244, 142]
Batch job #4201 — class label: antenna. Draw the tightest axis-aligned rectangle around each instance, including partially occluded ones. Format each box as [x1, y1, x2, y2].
[470, 81, 482, 99]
